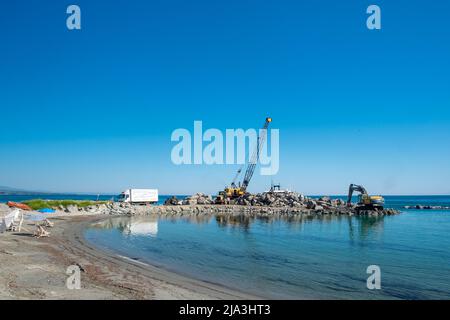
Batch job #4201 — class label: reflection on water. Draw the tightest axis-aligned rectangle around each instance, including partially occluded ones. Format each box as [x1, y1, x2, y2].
[93, 213, 386, 242]
[350, 216, 385, 241]
[216, 215, 251, 230]
[215, 213, 386, 241]
[92, 216, 159, 237]
[85, 211, 450, 299]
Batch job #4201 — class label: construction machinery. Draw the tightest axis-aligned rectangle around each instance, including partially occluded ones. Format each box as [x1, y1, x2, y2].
[215, 117, 272, 204]
[347, 184, 385, 210]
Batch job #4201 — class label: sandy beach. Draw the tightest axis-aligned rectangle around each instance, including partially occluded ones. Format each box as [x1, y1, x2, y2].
[0, 214, 258, 300]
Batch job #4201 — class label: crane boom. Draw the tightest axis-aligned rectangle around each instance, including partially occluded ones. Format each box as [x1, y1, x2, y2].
[347, 184, 368, 205]
[230, 167, 243, 188]
[216, 117, 273, 203]
[241, 117, 272, 191]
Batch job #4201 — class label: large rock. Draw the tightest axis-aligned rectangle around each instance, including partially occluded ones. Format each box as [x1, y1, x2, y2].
[182, 199, 198, 205]
[65, 205, 78, 213]
[305, 199, 317, 209]
[181, 193, 213, 205]
[333, 199, 346, 206]
[164, 196, 180, 206]
[318, 196, 331, 203]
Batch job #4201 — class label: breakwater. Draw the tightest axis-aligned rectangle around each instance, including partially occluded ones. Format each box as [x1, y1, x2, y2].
[62, 202, 399, 218]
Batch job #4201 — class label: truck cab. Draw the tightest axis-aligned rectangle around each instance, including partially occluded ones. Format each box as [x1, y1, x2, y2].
[117, 190, 131, 202]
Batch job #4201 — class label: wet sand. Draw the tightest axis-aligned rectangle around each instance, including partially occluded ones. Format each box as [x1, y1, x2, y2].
[0, 215, 258, 300]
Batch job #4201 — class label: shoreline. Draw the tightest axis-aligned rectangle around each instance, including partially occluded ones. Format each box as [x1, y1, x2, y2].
[0, 214, 259, 300]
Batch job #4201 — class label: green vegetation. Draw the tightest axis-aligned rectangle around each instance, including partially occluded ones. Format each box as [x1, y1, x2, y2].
[22, 199, 108, 210]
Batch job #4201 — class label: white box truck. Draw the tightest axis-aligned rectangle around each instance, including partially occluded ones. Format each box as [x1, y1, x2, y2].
[118, 189, 158, 204]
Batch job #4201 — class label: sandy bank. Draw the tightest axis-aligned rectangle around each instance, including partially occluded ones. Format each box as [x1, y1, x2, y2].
[0, 215, 258, 300]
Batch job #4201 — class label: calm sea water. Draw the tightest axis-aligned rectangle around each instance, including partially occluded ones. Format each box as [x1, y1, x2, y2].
[81, 196, 450, 300]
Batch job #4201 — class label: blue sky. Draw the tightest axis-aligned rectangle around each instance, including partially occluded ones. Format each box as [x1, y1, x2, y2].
[0, 0, 449, 195]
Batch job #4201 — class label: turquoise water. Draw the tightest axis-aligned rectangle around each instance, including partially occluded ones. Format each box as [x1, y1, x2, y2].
[84, 196, 450, 300]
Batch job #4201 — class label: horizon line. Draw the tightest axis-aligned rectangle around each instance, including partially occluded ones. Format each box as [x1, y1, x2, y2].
[1, 191, 450, 197]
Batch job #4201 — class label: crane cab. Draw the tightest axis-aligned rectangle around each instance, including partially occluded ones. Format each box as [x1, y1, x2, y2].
[225, 187, 245, 198]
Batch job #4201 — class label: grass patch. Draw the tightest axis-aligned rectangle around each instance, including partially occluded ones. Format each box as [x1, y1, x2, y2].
[22, 199, 108, 210]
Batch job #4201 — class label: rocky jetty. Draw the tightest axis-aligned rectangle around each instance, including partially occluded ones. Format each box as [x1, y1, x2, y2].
[95, 202, 397, 217]
[14, 192, 398, 218]
[163, 191, 396, 214]
[99, 191, 398, 217]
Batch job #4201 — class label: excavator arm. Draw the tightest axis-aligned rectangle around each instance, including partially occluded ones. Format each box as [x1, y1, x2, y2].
[347, 183, 384, 210]
[347, 184, 368, 206]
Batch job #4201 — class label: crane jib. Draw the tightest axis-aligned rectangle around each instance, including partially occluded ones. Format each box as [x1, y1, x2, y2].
[241, 118, 271, 190]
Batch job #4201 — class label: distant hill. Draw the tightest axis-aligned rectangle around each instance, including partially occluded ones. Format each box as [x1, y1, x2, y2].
[0, 186, 21, 191]
[0, 186, 55, 195]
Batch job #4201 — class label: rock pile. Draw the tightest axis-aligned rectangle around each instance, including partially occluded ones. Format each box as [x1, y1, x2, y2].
[404, 205, 450, 210]
[164, 196, 182, 206]
[158, 191, 398, 216]
[229, 192, 348, 209]
[164, 194, 214, 206]
[182, 193, 214, 205]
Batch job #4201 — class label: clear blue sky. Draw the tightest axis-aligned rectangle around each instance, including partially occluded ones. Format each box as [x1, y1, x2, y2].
[0, 0, 449, 195]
